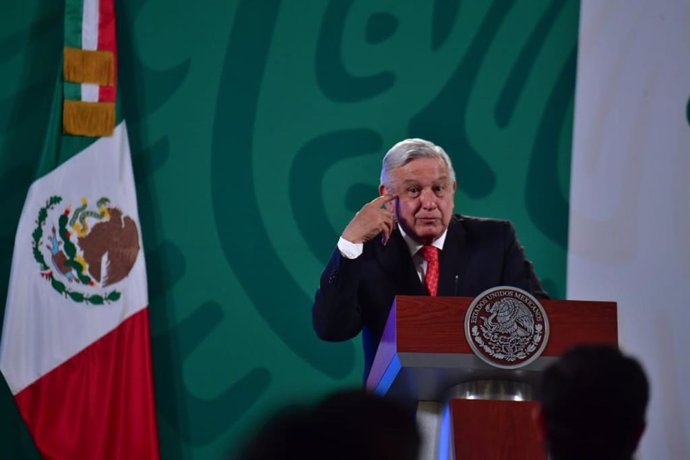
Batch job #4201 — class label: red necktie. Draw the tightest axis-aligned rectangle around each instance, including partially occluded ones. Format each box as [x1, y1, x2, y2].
[421, 245, 439, 296]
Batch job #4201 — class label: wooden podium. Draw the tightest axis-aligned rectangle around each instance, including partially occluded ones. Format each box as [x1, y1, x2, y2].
[366, 295, 617, 460]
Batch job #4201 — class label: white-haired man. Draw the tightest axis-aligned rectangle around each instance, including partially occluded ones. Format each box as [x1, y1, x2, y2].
[312, 138, 547, 378]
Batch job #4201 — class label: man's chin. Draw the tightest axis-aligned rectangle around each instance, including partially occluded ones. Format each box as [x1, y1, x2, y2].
[411, 226, 443, 243]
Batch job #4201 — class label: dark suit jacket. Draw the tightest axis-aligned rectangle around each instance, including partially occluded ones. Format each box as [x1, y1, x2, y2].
[312, 214, 548, 378]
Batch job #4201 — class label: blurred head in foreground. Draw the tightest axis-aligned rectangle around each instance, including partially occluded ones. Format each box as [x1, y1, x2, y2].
[236, 388, 420, 460]
[537, 345, 649, 460]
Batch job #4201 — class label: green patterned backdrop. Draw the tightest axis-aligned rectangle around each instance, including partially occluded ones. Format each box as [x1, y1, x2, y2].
[0, 1, 578, 458]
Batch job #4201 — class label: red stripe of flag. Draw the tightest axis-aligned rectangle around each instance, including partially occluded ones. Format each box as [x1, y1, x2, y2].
[14, 309, 160, 459]
[98, 0, 116, 103]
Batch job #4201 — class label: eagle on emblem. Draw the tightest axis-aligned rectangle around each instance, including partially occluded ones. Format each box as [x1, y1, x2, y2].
[484, 297, 535, 337]
[44, 197, 140, 288]
[77, 207, 139, 286]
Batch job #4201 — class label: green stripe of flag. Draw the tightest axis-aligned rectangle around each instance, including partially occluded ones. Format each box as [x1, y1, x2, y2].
[63, 82, 81, 101]
[64, 0, 84, 49]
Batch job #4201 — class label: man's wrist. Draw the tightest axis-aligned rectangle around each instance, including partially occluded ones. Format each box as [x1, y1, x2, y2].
[337, 237, 363, 259]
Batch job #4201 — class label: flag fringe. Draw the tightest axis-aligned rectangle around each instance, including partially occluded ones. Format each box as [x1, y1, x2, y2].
[63, 100, 115, 137]
[63, 47, 114, 86]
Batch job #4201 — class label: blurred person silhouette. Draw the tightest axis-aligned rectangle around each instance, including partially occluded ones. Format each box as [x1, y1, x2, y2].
[536, 345, 649, 460]
[235, 388, 420, 460]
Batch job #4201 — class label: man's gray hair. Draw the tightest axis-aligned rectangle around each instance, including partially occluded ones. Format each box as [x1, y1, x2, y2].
[380, 138, 456, 188]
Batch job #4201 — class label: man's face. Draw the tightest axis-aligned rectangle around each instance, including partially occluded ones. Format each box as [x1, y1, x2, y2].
[380, 157, 456, 245]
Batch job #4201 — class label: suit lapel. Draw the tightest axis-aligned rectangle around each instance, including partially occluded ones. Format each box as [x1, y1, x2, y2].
[438, 216, 470, 296]
[376, 216, 470, 297]
[376, 230, 426, 295]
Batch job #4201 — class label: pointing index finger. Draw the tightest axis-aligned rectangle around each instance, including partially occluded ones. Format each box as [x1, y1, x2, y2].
[372, 194, 397, 207]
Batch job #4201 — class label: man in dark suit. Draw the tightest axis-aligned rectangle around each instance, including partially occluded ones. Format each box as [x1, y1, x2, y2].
[312, 138, 547, 378]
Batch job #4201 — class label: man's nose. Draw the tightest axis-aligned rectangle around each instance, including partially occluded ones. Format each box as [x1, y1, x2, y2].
[420, 189, 437, 208]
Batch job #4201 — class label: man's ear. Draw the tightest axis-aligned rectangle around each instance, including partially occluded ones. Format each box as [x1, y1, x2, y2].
[379, 184, 397, 214]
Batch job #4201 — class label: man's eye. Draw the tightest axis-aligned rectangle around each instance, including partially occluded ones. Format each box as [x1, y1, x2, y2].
[407, 187, 420, 196]
[433, 185, 446, 195]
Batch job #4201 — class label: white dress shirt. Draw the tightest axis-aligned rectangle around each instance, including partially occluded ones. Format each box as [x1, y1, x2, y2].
[338, 225, 448, 282]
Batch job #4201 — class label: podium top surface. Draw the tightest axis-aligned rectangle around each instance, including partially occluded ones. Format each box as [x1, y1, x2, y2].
[366, 295, 617, 401]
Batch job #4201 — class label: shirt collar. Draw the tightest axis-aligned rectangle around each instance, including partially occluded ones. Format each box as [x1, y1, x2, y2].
[398, 224, 448, 257]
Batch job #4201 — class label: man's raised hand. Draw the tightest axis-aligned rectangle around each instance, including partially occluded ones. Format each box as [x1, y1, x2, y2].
[341, 195, 397, 245]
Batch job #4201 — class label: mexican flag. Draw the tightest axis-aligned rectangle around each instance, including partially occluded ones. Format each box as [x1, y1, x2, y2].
[0, 0, 160, 458]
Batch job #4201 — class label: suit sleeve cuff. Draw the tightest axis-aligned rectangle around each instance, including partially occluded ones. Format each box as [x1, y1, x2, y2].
[337, 237, 363, 259]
